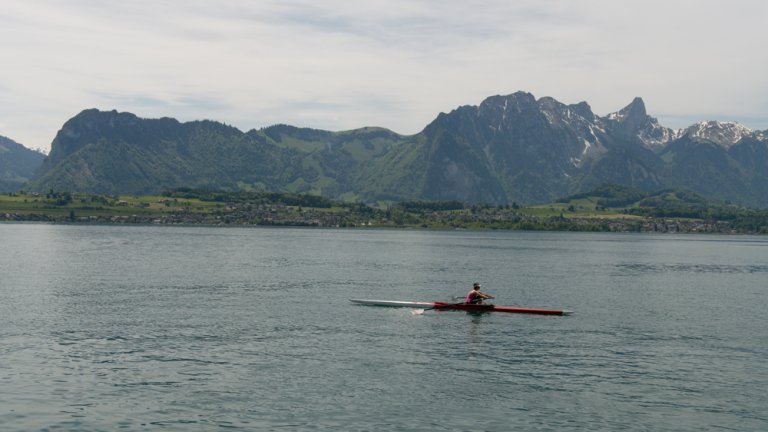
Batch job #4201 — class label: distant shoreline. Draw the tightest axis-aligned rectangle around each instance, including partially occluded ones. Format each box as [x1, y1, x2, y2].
[1, 216, 761, 235]
[3, 191, 767, 234]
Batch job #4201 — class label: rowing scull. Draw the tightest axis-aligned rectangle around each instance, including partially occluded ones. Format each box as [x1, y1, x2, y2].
[349, 299, 573, 316]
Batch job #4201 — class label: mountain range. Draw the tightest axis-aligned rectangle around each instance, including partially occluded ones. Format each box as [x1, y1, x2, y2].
[12, 91, 768, 207]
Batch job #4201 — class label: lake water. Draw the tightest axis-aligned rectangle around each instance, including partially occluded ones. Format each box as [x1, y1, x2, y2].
[1, 224, 767, 431]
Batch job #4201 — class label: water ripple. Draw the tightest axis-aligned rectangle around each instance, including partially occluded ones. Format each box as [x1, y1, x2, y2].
[2, 225, 767, 431]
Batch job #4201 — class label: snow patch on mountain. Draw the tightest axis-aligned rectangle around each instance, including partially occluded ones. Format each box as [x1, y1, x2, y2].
[637, 122, 682, 148]
[682, 121, 757, 147]
[570, 139, 594, 167]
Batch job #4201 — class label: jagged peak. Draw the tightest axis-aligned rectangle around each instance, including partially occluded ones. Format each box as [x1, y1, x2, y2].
[478, 92, 536, 111]
[479, 93, 596, 123]
[507, 91, 536, 102]
[682, 120, 756, 147]
[601, 97, 682, 149]
[607, 97, 646, 123]
[479, 92, 598, 120]
[569, 101, 595, 120]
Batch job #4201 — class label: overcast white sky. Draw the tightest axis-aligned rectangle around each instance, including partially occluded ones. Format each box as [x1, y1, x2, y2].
[2, 0, 767, 152]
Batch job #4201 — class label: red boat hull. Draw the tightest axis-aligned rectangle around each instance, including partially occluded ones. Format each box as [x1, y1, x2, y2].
[431, 302, 572, 315]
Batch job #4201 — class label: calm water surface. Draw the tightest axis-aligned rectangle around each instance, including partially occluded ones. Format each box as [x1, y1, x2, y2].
[1, 224, 767, 431]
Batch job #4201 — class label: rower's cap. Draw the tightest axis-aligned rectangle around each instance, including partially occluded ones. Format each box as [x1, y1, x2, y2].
[473, 282, 481, 288]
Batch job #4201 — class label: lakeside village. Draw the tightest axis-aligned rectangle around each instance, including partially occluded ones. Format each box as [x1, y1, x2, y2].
[2, 190, 764, 234]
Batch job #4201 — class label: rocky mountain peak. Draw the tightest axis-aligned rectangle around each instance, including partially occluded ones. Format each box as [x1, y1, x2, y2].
[48, 109, 143, 160]
[607, 97, 647, 126]
[682, 121, 757, 147]
[569, 101, 595, 121]
[477, 92, 536, 116]
[603, 97, 678, 150]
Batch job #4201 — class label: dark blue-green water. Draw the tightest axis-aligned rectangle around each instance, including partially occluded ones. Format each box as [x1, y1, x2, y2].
[1, 224, 767, 431]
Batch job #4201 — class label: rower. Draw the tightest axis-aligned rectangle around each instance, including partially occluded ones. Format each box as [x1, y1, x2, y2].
[465, 282, 494, 304]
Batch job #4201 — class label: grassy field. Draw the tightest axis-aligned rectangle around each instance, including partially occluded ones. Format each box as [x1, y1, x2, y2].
[0, 192, 222, 218]
[519, 197, 643, 220]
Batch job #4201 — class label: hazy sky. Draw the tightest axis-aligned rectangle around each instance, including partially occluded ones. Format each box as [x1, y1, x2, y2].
[2, 0, 767, 152]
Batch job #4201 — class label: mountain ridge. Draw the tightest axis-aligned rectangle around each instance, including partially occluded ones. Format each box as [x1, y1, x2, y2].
[23, 92, 768, 207]
[0, 135, 46, 192]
